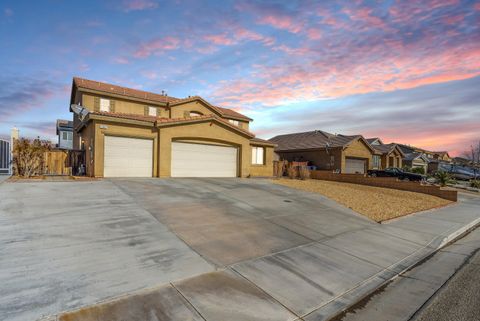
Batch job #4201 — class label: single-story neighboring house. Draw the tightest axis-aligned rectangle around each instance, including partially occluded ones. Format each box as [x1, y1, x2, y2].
[403, 152, 429, 173]
[269, 130, 376, 174]
[366, 138, 404, 169]
[70, 77, 275, 178]
[56, 119, 73, 150]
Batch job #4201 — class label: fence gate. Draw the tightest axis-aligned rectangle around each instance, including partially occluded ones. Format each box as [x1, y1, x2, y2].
[0, 138, 11, 175]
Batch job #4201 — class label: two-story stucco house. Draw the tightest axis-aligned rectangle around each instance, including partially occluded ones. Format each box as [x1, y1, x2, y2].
[56, 119, 73, 150]
[69, 77, 275, 178]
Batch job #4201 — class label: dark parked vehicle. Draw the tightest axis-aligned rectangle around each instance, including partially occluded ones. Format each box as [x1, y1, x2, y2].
[367, 167, 425, 181]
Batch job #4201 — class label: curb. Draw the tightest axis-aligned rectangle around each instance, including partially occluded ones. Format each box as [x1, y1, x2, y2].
[309, 219, 480, 321]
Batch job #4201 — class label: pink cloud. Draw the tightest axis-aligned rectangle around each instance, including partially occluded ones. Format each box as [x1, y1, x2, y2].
[204, 34, 236, 46]
[203, 27, 275, 48]
[133, 36, 180, 58]
[122, 0, 158, 12]
[257, 14, 303, 33]
[306, 28, 322, 40]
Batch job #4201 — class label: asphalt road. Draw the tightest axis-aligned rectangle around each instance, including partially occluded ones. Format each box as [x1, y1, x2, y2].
[413, 250, 480, 321]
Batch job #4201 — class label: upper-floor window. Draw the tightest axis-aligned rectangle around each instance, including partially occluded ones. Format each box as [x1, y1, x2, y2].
[100, 98, 110, 112]
[148, 107, 157, 116]
[228, 119, 239, 126]
[189, 111, 203, 117]
[62, 131, 73, 141]
[252, 146, 265, 165]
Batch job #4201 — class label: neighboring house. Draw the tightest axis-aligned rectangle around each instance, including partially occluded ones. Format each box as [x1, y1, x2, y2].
[269, 130, 376, 174]
[69, 77, 274, 178]
[452, 157, 472, 166]
[366, 137, 404, 169]
[403, 152, 429, 173]
[433, 151, 451, 162]
[56, 119, 73, 150]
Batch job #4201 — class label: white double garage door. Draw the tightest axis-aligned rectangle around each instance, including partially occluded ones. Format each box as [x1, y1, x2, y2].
[104, 136, 238, 177]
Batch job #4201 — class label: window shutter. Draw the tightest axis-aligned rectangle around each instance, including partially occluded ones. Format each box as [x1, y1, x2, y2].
[110, 100, 115, 113]
[94, 97, 100, 112]
[144, 106, 149, 116]
[183, 111, 190, 118]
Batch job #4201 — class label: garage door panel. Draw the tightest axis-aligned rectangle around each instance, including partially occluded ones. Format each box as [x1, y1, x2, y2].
[172, 142, 237, 177]
[104, 136, 153, 177]
[345, 158, 366, 174]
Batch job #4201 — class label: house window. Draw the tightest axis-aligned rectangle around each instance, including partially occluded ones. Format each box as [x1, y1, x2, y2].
[100, 98, 110, 112]
[252, 146, 265, 165]
[148, 107, 157, 116]
[373, 155, 381, 168]
[189, 111, 203, 117]
[62, 131, 68, 140]
[229, 119, 239, 126]
[67, 132, 73, 140]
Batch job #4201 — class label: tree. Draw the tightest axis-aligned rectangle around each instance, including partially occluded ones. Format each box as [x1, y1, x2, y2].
[12, 137, 51, 177]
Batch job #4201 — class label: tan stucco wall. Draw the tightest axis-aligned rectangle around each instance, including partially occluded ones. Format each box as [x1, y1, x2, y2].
[170, 101, 250, 130]
[82, 93, 168, 117]
[92, 121, 158, 177]
[342, 139, 374, 172]
[249, 145, 274, 177]
[158, 121, 254, 177]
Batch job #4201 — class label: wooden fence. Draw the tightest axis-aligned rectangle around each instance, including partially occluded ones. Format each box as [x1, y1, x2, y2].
[311, 170, 457, 202]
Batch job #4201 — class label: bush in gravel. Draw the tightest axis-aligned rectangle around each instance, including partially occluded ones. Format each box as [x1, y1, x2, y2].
[12, 137, 51, 177]
[471, 180, 480, 188]
[287, 166, 297, 179]
[298, 166, 311, 180]
[435, 171, 450, 187]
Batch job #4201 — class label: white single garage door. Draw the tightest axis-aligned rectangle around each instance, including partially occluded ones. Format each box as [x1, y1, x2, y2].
[345, 158, 366, 174]
[171, 142, 237, 177]
[104, 136, 153, 177]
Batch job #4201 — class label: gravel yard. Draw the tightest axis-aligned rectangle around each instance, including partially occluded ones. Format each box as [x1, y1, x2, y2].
[273, 179, 452, 222]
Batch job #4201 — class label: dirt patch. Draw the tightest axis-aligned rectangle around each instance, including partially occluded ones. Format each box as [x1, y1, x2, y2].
[273, 179, 452, 222]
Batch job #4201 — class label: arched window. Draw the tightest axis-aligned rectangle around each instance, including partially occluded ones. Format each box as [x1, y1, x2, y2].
[189, 111, 203, 117]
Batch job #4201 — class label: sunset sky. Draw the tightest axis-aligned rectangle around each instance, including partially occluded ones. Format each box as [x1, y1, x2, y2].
[1, 0, 479, 155]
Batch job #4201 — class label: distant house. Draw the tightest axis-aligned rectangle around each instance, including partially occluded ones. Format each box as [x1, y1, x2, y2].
[402, 152, 429, 173]
[433, 151, 451, 162]
[269, 130, 376, 174]
[56, 119, 73, 150]
[366, 138, 404, 169]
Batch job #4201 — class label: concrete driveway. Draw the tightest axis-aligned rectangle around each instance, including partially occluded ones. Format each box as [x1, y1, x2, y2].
[0, 178, 479, 321]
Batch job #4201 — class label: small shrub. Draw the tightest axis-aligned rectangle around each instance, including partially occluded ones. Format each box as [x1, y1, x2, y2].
[12, 137, 51, 177]
[275, 161, 286, 178]
[435, 171, 450, 187]
[403, 166, 412, 172]
[287, 166, 297, 179]
[471, 180, 480, 188]
[298, 166, 311, 180]
[411, 167, 425, 175]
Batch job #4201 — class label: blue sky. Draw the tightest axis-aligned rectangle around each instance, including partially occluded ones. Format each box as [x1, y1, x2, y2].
[1, 0, 479, 155]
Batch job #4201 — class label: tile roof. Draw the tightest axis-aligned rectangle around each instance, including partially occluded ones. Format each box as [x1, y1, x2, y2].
[215, 106, 252, 121]
[90, 111, 255, 137]
[156, 114, 255, 137]
[73, 77, 252, 121]
[74, 77, 179, 104]
[91, 111, 158, 122]
[269, 130, 360, 151]
[56, 119, 73, 128]
[250, 137, 277, 146]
